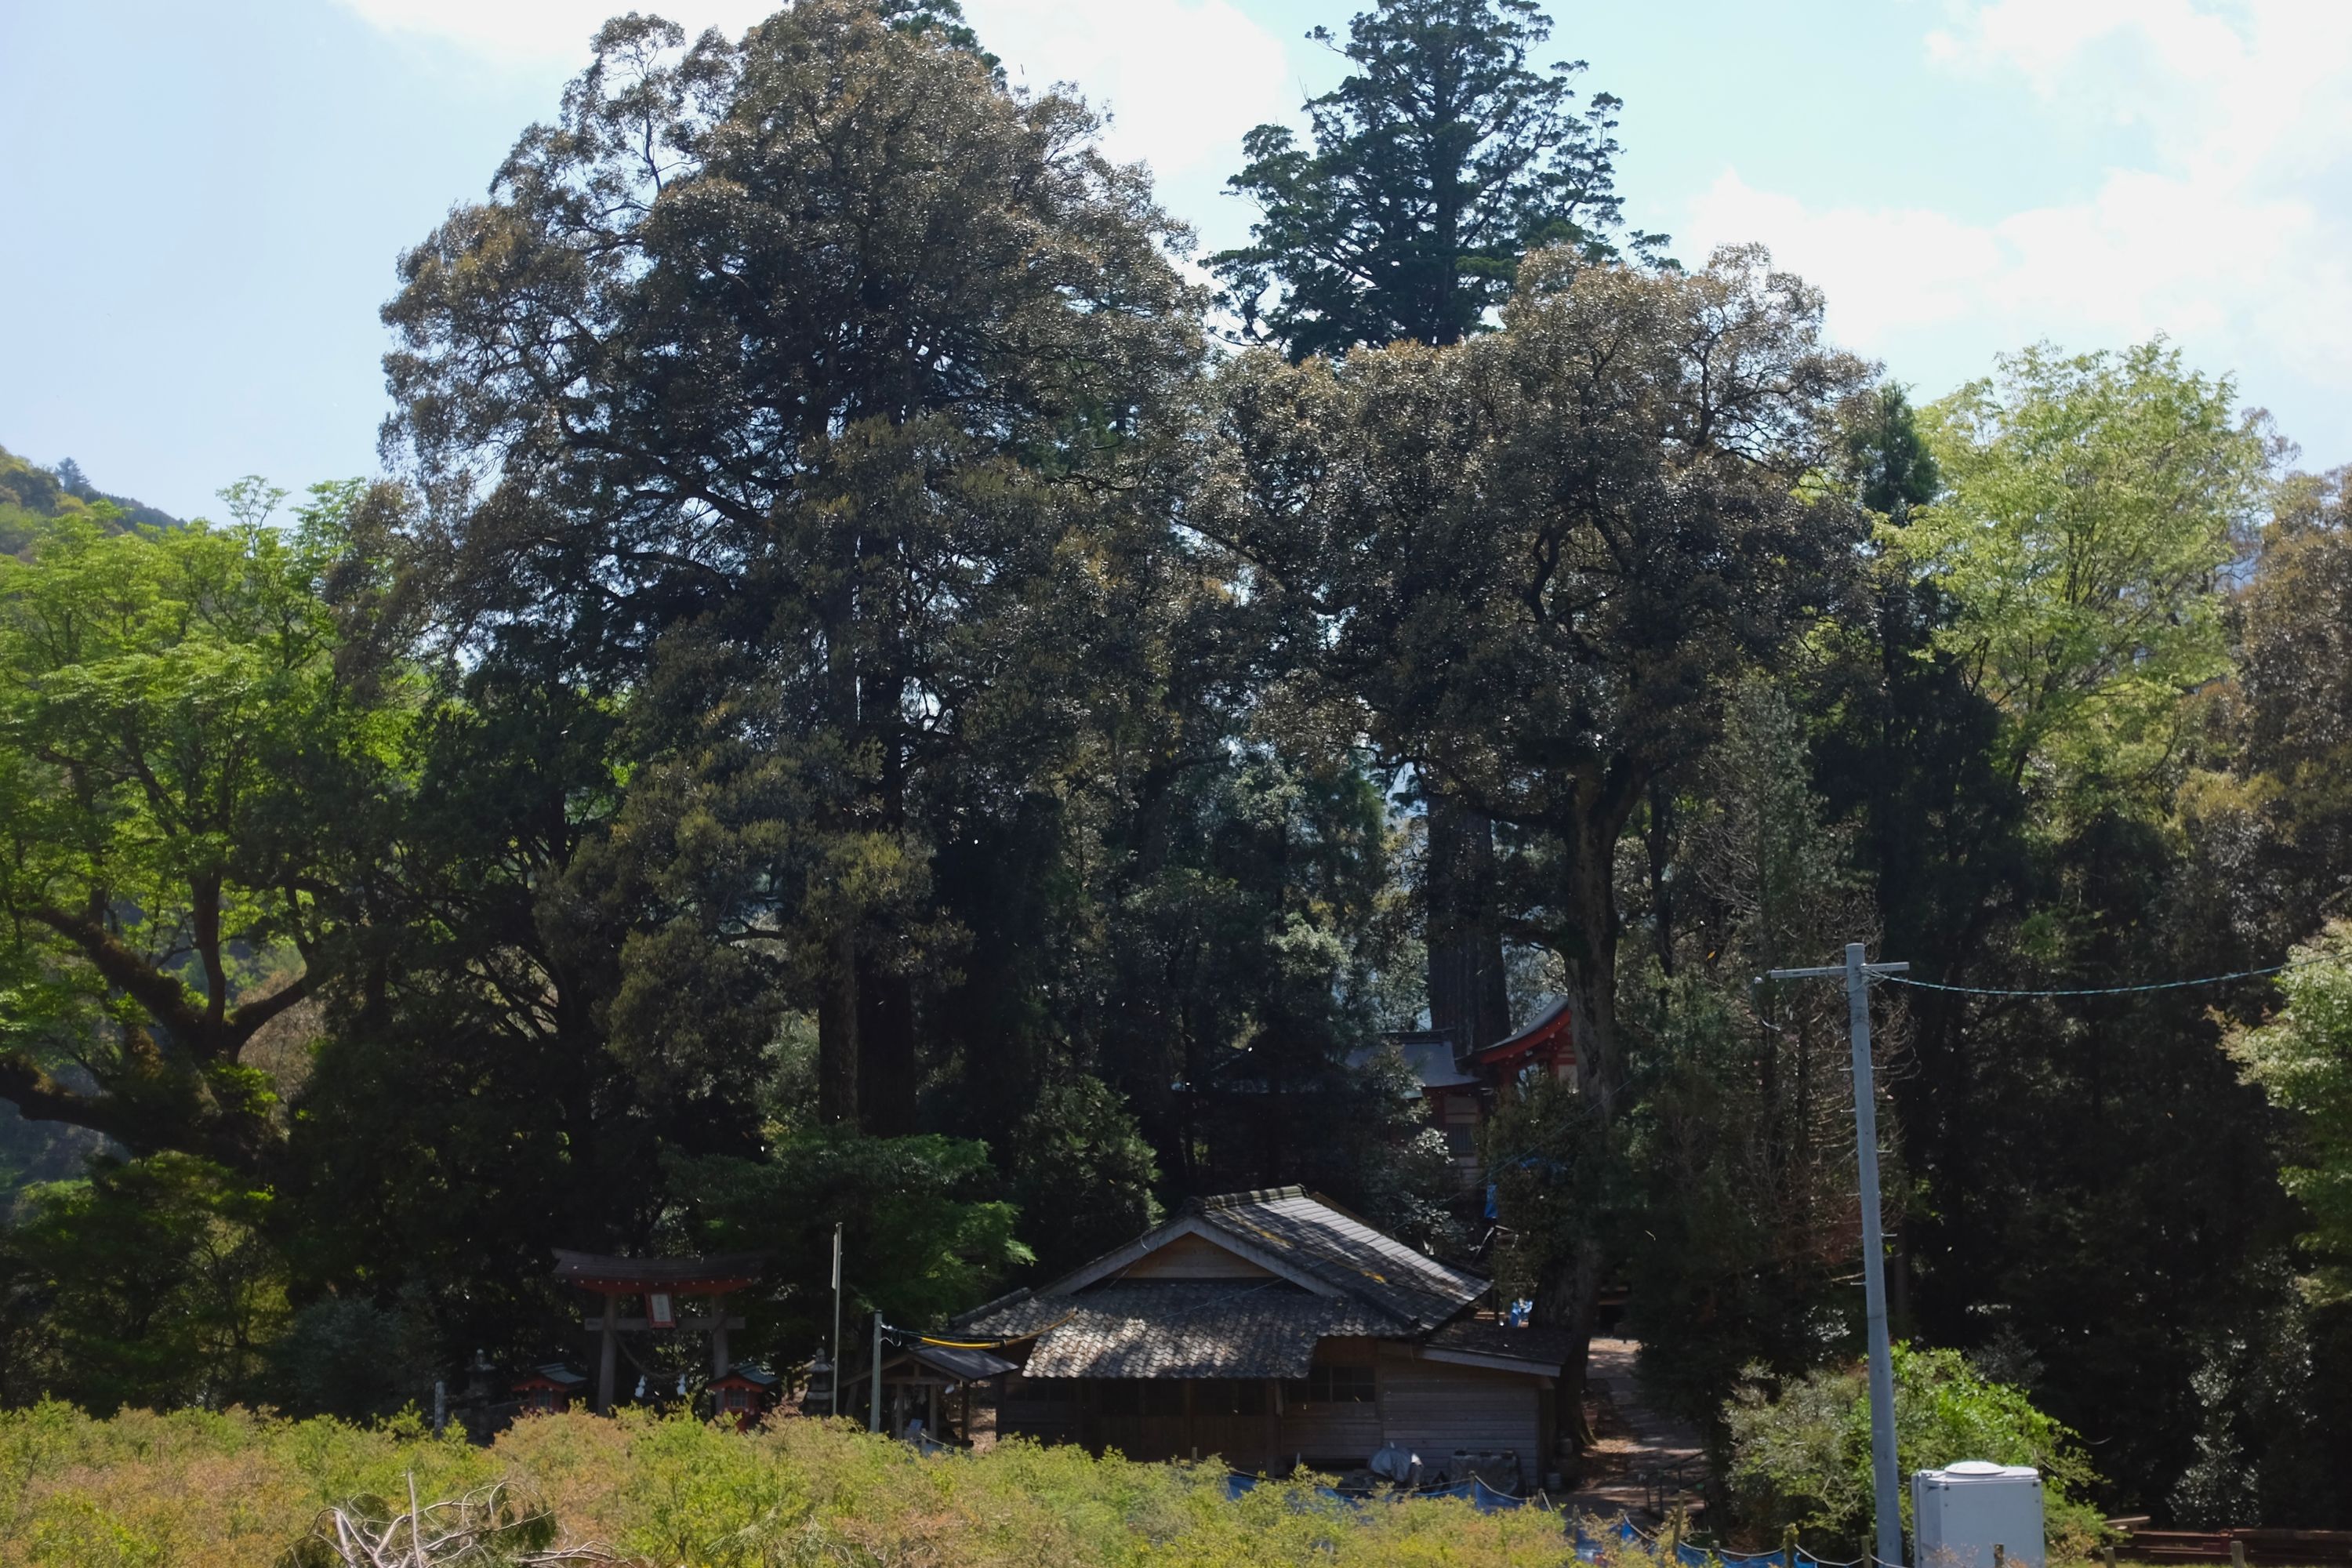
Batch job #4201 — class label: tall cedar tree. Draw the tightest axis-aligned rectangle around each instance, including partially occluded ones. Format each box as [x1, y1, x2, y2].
[1214, 0, 1660, 1058]
[380, 3, 1200, 1134]
[1212, 0, 1661, 356]
[1209, 245, 1866, 1423]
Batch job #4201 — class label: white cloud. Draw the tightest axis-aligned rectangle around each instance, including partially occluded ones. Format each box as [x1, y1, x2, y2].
[968, 0, 1290, 180]
[330, 0, 1294, 184]
[330, 0, 773, 63]
[1686, 0, 2352, 410]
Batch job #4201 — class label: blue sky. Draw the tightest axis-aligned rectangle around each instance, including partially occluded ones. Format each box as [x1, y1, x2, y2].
[4, 0, 2347, 520]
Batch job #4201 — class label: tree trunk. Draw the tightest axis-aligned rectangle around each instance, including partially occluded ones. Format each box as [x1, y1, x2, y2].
[1425, 790, 1512, 1056]
[1534, 803, 1629, 1455]
[818, 932, 860, 1127]
[857, 958, 916, 1136]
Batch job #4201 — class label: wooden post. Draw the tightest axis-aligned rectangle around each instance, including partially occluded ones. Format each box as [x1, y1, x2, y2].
[595, 1292, 619, 1414]
[1784, 1524, 1799, 1568]
[2103, 1549, 2118, 1568]
[2230, 1542, 2247, 1568]
[1994, 1545, 2006, 1568]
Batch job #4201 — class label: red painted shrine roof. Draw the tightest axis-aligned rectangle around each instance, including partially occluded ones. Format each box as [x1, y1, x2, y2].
[1469, 997, 1573, 1069]
[551, 1249, 768, 1294]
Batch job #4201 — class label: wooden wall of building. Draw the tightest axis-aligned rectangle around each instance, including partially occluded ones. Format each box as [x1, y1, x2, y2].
[1118, 1233, 1276, 1279]
[997, 1345, 1553, 1485]
[1374, 1354, 1544, 1482]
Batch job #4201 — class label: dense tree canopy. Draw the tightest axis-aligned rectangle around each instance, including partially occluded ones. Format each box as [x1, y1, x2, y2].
[2, 0, 2350, 1530]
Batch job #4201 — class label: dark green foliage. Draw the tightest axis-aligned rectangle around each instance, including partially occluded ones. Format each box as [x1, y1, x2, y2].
[263, 1296, 443, 1422]
[1213, 0, 1662, 356]
[1005, 1076, 1163, 1280]
[0, 1153, 283, 1414]
[670, 1131, 1030, 1354]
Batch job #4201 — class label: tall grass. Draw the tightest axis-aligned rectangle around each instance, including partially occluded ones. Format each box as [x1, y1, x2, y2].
[0, 1402, 1588, 1567]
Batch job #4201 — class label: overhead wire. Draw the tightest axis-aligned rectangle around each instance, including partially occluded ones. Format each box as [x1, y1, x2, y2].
[1877, 958, 2303, 998]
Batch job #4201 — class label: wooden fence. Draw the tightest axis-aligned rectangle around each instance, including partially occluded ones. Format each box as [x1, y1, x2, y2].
[2114, 1526, 2352, 1566]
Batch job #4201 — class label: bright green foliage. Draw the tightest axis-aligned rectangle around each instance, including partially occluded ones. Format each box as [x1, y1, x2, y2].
[0, 1403, 1590, 1568]
[0, 487, 407, 1167]
[1726, 1345, 2104, 1555]
[1905, 343, 2273, 819]
[2223, 920, 2352, 1301]
[0, 1153, 285, 1413]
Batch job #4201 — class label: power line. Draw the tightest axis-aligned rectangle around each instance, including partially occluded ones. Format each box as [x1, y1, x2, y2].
[1878, 959, 2301, 999]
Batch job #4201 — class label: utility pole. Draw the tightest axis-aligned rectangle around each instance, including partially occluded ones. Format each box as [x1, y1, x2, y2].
[1768, 942, 1908, 1568]
[870, 1309, 884, 1435]
[830, 1222, 844, 1417]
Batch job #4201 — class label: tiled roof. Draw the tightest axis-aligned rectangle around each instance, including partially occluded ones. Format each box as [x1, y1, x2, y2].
[907, 1344, 1018, 1381]
[1423, 1316, 1576, 1370]
[1472, 997, 1573, 1064]
[1192, 1189, 1486, 1330]
[955, 1190, 1493, 1379]
[971, 1282, 1404, 1379]
[1349, 1038, 1479, 1094]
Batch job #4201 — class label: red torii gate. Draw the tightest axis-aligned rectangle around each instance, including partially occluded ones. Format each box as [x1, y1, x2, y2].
[552, 1249, 768, 1414]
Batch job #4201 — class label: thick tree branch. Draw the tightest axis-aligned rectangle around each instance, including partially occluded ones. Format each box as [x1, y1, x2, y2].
[0, 1050, 150, 1152]
[226, 971, 316, 1044]
[31, 903, 216, 1054]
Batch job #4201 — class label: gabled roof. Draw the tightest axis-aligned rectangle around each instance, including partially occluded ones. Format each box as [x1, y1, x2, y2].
[996, 1282, 1402, 1379]
[844, 1341, 1019, 1388]
[1470, 998, 1573, 1067]
[982, 1186, 1487, 1341]
[1192, 1188, 1486, 1331]
[711, 1363, 781, 1388]
[1349, 1036, 1479, 1095]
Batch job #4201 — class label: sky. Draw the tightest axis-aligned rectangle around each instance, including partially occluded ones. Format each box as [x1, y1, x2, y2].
[2, 0, 2348, 521]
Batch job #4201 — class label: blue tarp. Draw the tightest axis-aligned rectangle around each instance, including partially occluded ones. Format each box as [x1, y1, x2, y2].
[1565, 1514, 1864, 1568]
[1220, 1475, 1550, 1514]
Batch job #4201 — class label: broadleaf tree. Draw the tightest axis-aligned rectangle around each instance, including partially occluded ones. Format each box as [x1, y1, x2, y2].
[1207, 244, 1868, 1420]
[1216, 0, 1666, 1067]
[0, 488, 405, 1171]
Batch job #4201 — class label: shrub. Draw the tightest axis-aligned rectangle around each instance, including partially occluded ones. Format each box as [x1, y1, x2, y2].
[0, 1403, 1586, 1568]
[1724, 1345, 2105, 1558]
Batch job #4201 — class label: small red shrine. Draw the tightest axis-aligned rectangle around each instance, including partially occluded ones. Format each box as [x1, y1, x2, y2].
[708, 1364, 781, 1428]
[512, 1363, 586, 1413]
[552, 1249, 768, 1414]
